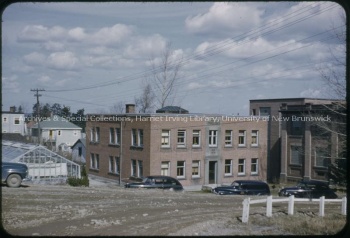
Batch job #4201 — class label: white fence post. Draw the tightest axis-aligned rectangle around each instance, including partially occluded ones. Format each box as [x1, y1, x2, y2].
[242, 197, 250, 223]
[342, 197, 347, 215]
[266, 195, 272, 217]
[288, 195, 294, 215]
[319, 196, 325, 217]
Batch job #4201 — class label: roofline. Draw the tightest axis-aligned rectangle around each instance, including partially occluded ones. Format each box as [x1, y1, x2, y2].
[249, 97, 345, 102]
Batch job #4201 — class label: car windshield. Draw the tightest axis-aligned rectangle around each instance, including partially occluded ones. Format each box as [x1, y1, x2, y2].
[230, 182, 240, 188]
[296, 182, 307, 189]
[142, 178, 154, 184]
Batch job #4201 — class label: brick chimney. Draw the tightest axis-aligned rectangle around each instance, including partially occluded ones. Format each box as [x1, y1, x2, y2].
[126, 104, 135, 113]
[9, 106, 16, 112]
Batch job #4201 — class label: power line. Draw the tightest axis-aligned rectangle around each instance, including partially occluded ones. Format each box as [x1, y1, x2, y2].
[30, 88, 45, 145]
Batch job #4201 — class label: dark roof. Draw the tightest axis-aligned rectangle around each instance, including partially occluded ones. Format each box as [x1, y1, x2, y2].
[156, 106, 189, 114]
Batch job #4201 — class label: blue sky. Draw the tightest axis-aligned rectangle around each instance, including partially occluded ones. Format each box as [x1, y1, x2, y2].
[1, 1, 345, 115]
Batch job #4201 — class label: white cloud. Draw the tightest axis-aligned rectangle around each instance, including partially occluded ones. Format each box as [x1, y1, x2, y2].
[22, 52, 46, 66]
[2, 75, 20, 93]
[123, 34, 167, 58]
[89, 24, 133, 46]
[68, 27, 86, 41]
[185, 2, 263, 35]
[47, 51, 79, 70]
[17, 25, 66, 42]
[37, 75, 52, 83]
[300, 88, 321, 97]
[42, 41, 65, 51]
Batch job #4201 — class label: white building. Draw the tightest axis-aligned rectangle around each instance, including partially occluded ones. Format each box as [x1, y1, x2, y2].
[31, 115, 82, 152]
[1, 106, 26, 135]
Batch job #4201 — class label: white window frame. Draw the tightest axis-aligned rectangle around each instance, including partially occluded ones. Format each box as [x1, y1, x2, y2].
[90, 153, 95, 169]
[14, 117, 20, 125]
[251, 130, 259, 147]
[238, 130, 246, 147]
[192, 160, 200, 178]
[131, 129, 137, 146]
[176, 161, 185, 179]
[238, 158, 245, 175]
[225, 130, 233, 147]
[192, 130, 201, 147]
[90, 128, 95, 142]
[116, 128, 121, 145]
[161, 130, 170, 148]
[138, 129, 144, 147]
[115, 157, 120, 174]
[109, 128, 115, 144]
[177, 130, 186, 148]
[251, 158, 258, 175]
[109, 156, 115, 173]
[161, 161, 170, 176]
[224, 159, 233, 176]
[291, 145, 302, 165]
[95, 154, 99, 169]
[131, 159, 137, 176]
[138, 160, 143, 177]
[209, 130, 217, 147]
[95, 127, 100, 142]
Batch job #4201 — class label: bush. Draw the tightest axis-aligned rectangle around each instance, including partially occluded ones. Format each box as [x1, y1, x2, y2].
[67, 165, 89, 187]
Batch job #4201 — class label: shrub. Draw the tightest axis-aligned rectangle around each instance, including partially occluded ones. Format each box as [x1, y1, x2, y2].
[67, 165, 89, 187]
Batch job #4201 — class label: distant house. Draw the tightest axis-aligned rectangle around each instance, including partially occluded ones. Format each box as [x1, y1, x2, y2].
[31, 115, 82, 152]
[2, 106, 26, 136]
[71, 138, 86, 164]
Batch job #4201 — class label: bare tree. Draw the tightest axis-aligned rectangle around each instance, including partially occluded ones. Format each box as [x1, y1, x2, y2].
[110, 101, 125, 114]
[148, 42, 183, 108]
[135, 83, 155, 113]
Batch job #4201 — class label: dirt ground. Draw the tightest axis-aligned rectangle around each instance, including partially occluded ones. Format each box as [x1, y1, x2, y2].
[1, 181, 347, 236]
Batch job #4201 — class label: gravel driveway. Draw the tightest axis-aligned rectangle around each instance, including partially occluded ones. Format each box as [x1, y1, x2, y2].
[1, 181, 346, 236]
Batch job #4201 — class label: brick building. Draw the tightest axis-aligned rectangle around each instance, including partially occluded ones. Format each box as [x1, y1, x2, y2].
[250, 98, 345, 183]
[86, 105, 268, 187]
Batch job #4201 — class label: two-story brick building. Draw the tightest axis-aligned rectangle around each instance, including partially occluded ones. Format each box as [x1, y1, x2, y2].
[86, 105, 268, 187]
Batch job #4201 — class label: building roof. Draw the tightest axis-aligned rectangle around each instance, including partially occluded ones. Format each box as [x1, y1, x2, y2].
[249, 97, 345, 103]
[156, 106, 189, 114]
[31, 115, 81, 130]
[71, 138, 86, 149]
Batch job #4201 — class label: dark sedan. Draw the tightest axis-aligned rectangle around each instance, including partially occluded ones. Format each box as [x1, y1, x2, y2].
[124, 175, 184, 191]
[278, 180, 338, 199]
[1, 162, 30, 188]
[212, 180, 270, 195]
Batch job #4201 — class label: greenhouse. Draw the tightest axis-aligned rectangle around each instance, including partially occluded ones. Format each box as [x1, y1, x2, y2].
[2, 140, 81, 183]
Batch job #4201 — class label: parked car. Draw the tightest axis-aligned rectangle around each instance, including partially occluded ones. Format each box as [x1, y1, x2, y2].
[124, 175, 184, 191]
[212, 180, 270, 195]
[1, 162, 30, 188]
[278, 180, 338, 199]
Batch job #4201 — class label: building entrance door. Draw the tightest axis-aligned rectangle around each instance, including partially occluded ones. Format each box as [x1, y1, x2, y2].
[208, 161, 217, 184]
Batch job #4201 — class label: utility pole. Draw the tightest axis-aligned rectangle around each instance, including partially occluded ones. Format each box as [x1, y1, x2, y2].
[31, 89, 45, 145]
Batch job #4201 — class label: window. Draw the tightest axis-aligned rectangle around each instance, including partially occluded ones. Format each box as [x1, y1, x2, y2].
[290, 120, 302, 135]
[95, 127, 100, 142]
[90, 153, 95, 168]
[251, 130, 259, 146]
[161, 130, 170, 148]
[90, 128, 95, 142]
[192, 130, 201, 147]
[131, 159, 137, 176]
[58, 130, 62, 136]
[209, 130, 217, 147]
[3, 117, 8, 123]
[138, 129, 144, 147]
[315, 147, 330, 167]
[109, 156, 115, 173]
[238, 159, 245, 175]
[109, 128, 115, 144]
[238, 130, 246, 147]
[259, 107, 270, 116]
[138, 160, 143, 177]
[224, 159, 233, 176]
[251, 158, 258, 175]
[192, 161, 200, 178]
[14, 117, 20, 125]
[177, 130, 186, 148]
[116, 128, 121, 144]
[115, 157, 120, 174]
[177, 161, 185, 178]
[161, 161, 170, 176]
[225, 130, 232, 146]
[90, 153, 99, 170]
[131, 129, 137, 146]
[291, 146, 302, 165]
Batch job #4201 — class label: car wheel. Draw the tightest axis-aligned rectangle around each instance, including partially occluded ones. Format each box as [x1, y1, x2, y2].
[6, 174, 22, 188]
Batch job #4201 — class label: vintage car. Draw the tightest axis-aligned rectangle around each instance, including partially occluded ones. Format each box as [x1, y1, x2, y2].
[1, 162, 30, 188]
[124, 175, 184, 191]
[212, 180, 270, 195]
[278, 180, 338, 199]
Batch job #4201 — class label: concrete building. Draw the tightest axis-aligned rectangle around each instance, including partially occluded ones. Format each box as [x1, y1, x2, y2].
[86, 105, 269, 187]
[250, 98, 345, 183]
